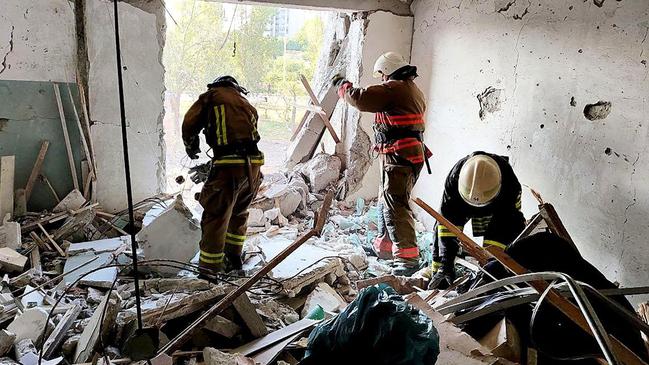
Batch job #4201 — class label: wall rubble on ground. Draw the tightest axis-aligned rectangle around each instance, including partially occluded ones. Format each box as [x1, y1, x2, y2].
[410, 0, 649, 304]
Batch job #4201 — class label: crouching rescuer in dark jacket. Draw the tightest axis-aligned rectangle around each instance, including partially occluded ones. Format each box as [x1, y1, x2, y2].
[333, 52, 432, 276]
[182, 76, 264, 274]
[429, 152, 525, 289]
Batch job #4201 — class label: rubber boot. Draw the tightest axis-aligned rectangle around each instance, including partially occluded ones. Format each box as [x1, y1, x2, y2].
[373, 235, 394, 260]
[391, 258, 419, 277]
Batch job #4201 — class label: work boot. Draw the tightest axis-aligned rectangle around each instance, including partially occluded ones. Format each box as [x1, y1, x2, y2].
[391, 259, 419, 277]
[428, 270, 455, 290]
[372, 235, 394, 260]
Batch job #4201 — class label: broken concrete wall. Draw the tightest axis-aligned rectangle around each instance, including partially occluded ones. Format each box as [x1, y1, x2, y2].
[410, 0, 649, 304]
[0, 1, 87, 210]
[86, 0, 166, 212]
[339, 11, 414, 201]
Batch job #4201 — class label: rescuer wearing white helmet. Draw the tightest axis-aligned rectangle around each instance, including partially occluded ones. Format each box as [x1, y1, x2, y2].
[428, 152, 525, 289]
[332, 51, 431, 276]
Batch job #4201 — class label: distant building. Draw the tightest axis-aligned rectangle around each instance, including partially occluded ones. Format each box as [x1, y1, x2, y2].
[267, 8, 289, 37]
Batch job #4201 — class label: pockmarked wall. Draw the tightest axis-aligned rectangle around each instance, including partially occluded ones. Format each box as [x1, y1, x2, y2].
[410, 0, 649, 304]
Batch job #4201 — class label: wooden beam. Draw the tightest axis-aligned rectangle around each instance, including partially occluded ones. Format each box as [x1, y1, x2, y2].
[39, 174, 61, 203]
[0, 156, 15, 221]
[37, 223, 66, 257]
[24, 141, 50, 202]
[539, 203, 579, 252]
[413, 197, 648, 365]
[76, 79, 97, 202]
[66, 85, 95, 179]
[29, 245, 42, 275]
[53, 83, 79, 191]
[160, 192, 334, 354]
[299, 75, 340, 143]
[29, 231, 52, 251]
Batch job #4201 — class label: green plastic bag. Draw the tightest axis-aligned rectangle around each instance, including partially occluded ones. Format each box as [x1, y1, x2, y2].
[301, 284, 440, 365]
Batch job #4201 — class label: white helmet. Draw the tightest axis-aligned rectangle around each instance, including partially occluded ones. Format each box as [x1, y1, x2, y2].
[458, 155, 502, 207]
[373, 52, 409, 78]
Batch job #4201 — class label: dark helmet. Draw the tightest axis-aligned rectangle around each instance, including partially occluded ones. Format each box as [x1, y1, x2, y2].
[207, 75, 248, 94]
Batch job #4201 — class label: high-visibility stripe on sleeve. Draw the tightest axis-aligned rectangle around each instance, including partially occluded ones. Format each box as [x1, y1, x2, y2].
[432, 261, 442, 270]
[220, 105, 228, 145]
[438, 224, 463, 237]
[515, 192, 522, 210]
[200, 250, 224, 264]
[225, 232, 246, 246]
[484, 240, 507, 250]
[214, 106, 222, 146]
[394, 247, 419, 259]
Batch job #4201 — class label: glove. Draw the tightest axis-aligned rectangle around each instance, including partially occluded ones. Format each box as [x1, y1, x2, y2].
[428, 270, 455, 290]
[331, 74, 348, 88]
[185, 138, 200, 159]
[431, 261, 443, 274]
[188, 162, 211, 184]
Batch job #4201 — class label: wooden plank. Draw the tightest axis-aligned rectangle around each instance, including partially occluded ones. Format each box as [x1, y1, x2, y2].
[290, 110, 310, 142]
[414, 197, 648, 365]
[29, 231, 52, 251]
[37, 223, 66, 257]
[40, 174, 61, 203]
[24, 141, 50, 202]
[29, 245, 42, 275]
[76, 79, 97, 203]
[95, 216, 128, 236]
[0, 156, 15, 221]
[512, 212, 542, 244]
[159, 192, 334, 354]
[53, 83, 79, 191]
[539, 203, 579, 252]
[66, 85, 95, 180]
[233, 293, 268, 338]
[252, 332, 302, 365]
[43, 305, 82, 358]
[299, 75, 340, 143]
[232, 318, 320, 356]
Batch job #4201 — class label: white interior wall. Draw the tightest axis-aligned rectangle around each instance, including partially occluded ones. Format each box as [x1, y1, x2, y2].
[0, 0, 76, 83]
[86, 0, 166, 212]
[410, 0, 649, 304]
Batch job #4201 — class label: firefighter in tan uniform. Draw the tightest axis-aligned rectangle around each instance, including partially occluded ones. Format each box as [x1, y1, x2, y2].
[182, 76, 264, 274]
[333, 52, 431, 276]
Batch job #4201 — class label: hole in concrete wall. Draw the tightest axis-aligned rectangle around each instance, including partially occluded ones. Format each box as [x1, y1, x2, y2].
[604, 147, 612, 155]
[583, 101, 612, 121]
[593, 0, 605, 8]
[0, 118, 7, 132]
[570, 96, 577, 107]
[161, 0, 331, 209]
[477, 86, 504, 120]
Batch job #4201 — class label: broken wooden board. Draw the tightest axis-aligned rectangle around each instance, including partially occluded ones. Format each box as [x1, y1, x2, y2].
[478, 318, 521, 363]
[234, 293, 268, 338]
[24, 141, 50, 202]
[299, 74, 340, 143]
[0, 156, 15, 221]
[74, 293, 121, 363]
[53, 189, 86, 213]
[231, 318, 321, 357]
[52, 83, 79, 191]
[0, 247, 27, 273]
[42, 305, 82, 359]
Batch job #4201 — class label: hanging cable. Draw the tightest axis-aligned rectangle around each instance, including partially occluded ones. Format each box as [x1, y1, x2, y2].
[112, 0, 144, 331]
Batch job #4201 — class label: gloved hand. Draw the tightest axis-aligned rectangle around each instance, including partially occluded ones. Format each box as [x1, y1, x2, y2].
[188, 162, 211, 184]
[185, 138, 200, 159]
[427, 270, 455, 290]
[331, 74, 348, 88]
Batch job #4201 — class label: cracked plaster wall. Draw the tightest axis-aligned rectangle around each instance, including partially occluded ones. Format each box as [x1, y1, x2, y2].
[410, 0, 649, 304]
[86, 0, 166, 212]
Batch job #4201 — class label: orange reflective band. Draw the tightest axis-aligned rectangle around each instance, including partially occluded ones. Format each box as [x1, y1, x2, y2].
[394, 247, 420, 259]
[375, 113, 425, 126]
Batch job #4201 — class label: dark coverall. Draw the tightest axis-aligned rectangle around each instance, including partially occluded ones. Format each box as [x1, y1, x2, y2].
[432, 151, 525, 275]
[338, 79, 430, 264]
[182, 86, 264, 272]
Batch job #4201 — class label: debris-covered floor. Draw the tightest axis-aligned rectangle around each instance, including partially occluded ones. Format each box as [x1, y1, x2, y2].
[1, 157, 649, 365]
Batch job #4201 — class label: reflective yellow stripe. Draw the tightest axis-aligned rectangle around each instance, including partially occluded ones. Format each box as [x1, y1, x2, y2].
[200, 256, 224, 264]
[213, 158, 265, 165]
[432, 261, 442, 270]
[226, 232, 246, 242]
[214, 106, 223, 146]
[220, 105, 228, 145]
[484, 240, 507, 249]
[200, 251, 224, 258]
[225, 240, 244, 246]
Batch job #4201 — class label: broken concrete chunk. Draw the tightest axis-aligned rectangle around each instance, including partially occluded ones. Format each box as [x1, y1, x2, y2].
[204, 315, 241, 339]
[61, 335, 79, 357]
[299, 153, 342, 193]
[61, 252, 118, 289]
[67, 236, 127, 256]
[0, 330, 15, 357]
[301, 283, 347, 318]
[203, 347, 256, 365]
[74, 293, 121, 363]
[7, 307, 49, 344]
[247, 208, 267, 227]
[136, 196, 200, 275]
[53, 189, 86, 213]
[0, 222, 21, 250]
[15, 338, 63, 365]
[0, 247, 27, 273]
